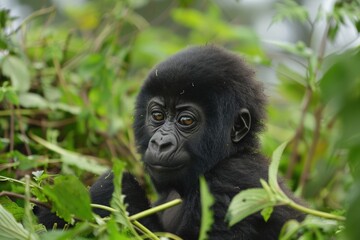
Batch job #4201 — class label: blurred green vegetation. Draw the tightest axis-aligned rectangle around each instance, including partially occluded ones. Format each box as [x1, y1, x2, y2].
[0, 0, 359, 239]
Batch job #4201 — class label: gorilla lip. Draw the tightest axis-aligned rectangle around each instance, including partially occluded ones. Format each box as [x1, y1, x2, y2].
[148, 163, 185, 171]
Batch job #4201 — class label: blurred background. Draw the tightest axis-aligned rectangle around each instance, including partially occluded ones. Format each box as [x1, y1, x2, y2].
[0, 0, 359, 239]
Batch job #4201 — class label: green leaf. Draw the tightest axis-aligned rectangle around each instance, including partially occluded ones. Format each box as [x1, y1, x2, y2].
[265, 40, 313, 58]
[226, 188, 273, 226]
[199, 176, 215, 240]
[110, 161, 140, 238]
[272, 0, 309, 25]
[38, 222, 92, 240]
[346, 181, 360, 240]
[1, 56, 31, 93]
[279, 219, 302, 239]
[5, 89, 19, 105]
[10, 151, 39, 170]
[0, 204, 35, 240]
[269, 141, 288, 191]
[42, 175, 93, 223]
[19, 93, 48, 109]
[0, 196, 24, 221]
[0, 9, 11, 29]
[106, 217, 129, 240]
[30, 134, 108, 175]
[23, 175, 38, 236]
[277, 64, 307, 86]
[261, 207, 274, 222]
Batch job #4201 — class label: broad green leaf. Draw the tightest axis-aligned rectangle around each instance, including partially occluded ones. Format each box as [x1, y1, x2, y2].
[199, 176, 215, 240]
[0, 204, 35, 240]
[0, 196, 24, 221]
[269, 141, 288, 191]
[42, 175, 93, 223]
[19, 93, 48, 109]
[30, 134, 108, 175]
[1, 56, 30, 93]
[226, 188, 273, 226]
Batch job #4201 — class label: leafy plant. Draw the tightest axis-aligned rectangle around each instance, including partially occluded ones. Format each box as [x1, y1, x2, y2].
[0, 0, 359, 239]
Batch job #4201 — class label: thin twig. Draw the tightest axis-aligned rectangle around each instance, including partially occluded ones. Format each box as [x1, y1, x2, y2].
[0, 109, 50, 117]
[61, 30, 74, 66]
[11, 6, 56, 34]
[8, 104, 15, 153]
[299, 106, 323, 194]
[14, 105, 32, 155]
[22, 117, 76, 128]
[286, 87, 312, 179]
[0, 191, 51, 209]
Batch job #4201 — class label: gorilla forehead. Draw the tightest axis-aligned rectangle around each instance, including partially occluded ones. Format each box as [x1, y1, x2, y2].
[141, 45, 254, 105]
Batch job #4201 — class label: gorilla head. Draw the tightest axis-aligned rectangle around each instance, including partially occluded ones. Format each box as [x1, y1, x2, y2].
[133, 46, 266, 194]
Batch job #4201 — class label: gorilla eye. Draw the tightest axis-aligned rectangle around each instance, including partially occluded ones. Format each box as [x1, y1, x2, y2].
[178, 116, 194, 126]
[151, 112, 165, 122]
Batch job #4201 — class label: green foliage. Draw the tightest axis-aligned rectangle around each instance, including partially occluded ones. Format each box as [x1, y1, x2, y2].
[1, 56, 30, 93]
[0, 196, 24, 221]
[42, 175, 93, 223]
[227, 188, 274, 226]
[272, 0, 309, 24]
[110, 161, 139, 237]
[0, 204, 36, 240]
[199, 177, 215, 240]
[0, 0, 359, 239]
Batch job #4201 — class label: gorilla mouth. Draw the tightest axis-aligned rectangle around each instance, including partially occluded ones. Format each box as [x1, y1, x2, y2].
[148, 163, 185, 172]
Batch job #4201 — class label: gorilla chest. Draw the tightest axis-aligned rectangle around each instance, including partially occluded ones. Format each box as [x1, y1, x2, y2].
[158, 190, 184, 232]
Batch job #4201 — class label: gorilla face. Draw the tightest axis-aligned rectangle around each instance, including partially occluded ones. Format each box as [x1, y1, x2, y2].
[143, 97, 204, 184]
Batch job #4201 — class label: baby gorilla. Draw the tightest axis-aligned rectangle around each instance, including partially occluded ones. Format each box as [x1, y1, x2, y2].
[37, 45, 304, 239]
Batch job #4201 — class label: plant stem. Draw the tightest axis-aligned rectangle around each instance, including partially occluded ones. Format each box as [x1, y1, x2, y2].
[133, 220, 160, 240]
[287, 199, 345, 221]
[286, 87, 313, 179]
[0, 176, 38, 188]
[153, 232, 183, 240]
[299, 106, 323, 194]
[91, 204, 118, 213]
[129, 199, 182, 221]
[0, 109, 50, 117]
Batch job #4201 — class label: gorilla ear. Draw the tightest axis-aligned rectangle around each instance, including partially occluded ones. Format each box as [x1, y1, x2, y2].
[231, 108, 251, 143]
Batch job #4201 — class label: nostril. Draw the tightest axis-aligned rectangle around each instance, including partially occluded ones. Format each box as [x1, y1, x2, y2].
[150, 138, 159, 149]
[159, 141, 173, 152]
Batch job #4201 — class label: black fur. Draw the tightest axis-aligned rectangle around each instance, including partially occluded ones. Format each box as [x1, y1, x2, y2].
[35, 46, 304, 239]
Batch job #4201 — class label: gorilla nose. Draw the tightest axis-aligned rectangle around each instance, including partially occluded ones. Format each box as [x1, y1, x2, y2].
[149, 135, 176, 154]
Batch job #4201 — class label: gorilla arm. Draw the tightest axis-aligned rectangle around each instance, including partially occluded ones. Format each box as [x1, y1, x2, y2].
[35, 171, 162, 231]
[90, 171, 162, 231]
